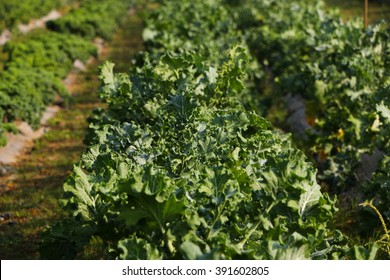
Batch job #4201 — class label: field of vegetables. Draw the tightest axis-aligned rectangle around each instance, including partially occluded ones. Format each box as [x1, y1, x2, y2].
[0, 0, 389, 260]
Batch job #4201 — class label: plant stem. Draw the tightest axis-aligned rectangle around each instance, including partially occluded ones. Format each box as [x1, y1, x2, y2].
[359, 200, 389, 241]
[237, 219, 262, 249]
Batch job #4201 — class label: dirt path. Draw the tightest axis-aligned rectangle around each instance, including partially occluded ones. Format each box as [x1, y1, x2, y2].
[0, 13, 143, 260]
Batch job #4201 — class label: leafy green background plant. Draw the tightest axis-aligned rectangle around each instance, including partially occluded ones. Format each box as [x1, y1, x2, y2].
[0, 0, 74, 33]
[0, 32, 96, 129]
[46, 0, 132, 40]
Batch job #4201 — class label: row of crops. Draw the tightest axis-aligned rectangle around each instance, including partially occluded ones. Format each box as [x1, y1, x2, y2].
[224, 0, 389, 240]
[227, 0, 389, 196]
[0, 0, 134, 146]
[40, 0, 389, 259]
[0, 0, 72, 33]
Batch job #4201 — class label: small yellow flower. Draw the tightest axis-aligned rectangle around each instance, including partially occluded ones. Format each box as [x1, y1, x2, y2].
[336, 128, 344, 141]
